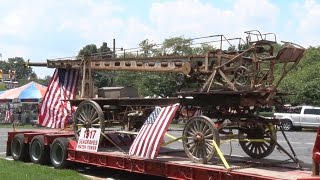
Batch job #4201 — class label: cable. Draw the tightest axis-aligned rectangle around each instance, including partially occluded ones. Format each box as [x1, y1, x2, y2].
[45, 33, 249, 60]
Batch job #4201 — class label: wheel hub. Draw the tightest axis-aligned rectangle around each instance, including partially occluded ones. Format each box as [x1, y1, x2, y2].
[84, 121, 91, 128]
[193, 133, 204, 146]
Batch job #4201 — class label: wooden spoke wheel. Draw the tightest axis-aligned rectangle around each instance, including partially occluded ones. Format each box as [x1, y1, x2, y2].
[239, 123, 276, 159]
[182, 116, 220, 164]
[73, 100, 104, 140]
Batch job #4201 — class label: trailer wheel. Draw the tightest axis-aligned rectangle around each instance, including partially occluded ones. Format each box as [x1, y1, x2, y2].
[239, 123, 276, 159]
[50, 138, 69, 168]
[29, 135, 49, 164]
[73, 100, 104, 141]
[11, 133, 28, 161]
[182, 116, 220, 164]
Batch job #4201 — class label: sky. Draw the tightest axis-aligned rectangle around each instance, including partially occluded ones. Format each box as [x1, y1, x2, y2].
[0, 0, 319, 78]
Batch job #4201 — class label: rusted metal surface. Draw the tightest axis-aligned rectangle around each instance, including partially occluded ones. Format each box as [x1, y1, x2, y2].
[27, 30, 305, 102]
[26, 30, 305, 163]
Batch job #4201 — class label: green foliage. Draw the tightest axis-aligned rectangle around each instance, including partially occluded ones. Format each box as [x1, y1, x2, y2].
[139, 39, 157, 57]
[0, 58, 48, 88]
[1, 57, 33, 81]
[78, 44, 98, 56]
[78, 43, 115, 87]
[278, 47, 320, 106]
[0, 83, 6, 91]
[192, 44, 215, 54]
[161, 37, 193, 55]
[99, 42, 113, 58]
[113, 72, 179, 97]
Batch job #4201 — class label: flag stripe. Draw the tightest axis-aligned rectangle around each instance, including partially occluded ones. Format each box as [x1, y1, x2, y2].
[150, 106, 177, 158]
[5, 104, 13, 123]
[135, 107, 164, 157]
[142, 106, 170, 158]
[129, 104, 179, 159]
[41, 70, 59, 126]
[129, 108, 162, 156]
[43, 71, 61, 127]
[39, 68, 79, 129]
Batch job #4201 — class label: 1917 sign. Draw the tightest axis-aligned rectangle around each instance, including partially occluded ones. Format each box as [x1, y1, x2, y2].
[76, 128, 101, 152]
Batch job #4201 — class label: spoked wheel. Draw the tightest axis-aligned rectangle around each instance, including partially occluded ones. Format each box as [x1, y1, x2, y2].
[182, 116, 220, 164]
[73, 100, 104, 140]
[256, 69, 270, 85]
[239, 123, 276, 159]
[234, 66, 250, 85]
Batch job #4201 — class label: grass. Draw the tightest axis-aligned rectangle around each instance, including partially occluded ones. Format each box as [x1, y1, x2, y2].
[0, 124, 35, 129]
[0, 158, 87, 180]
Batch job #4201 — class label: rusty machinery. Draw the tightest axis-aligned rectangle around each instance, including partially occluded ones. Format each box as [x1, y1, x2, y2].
[27, 30, 305, 164]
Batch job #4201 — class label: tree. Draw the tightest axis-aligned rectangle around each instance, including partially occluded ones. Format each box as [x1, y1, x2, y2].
[78, 43, 115, 88]
[161, 37, 193, 55]
[31, 74, 51, 86]
[278, 47, 320, 105]
[78, 44, 98, 56]
[139, 39, 157, 57]
[0, 83, 6, 91]
[6, 57, 33, 81]
[99, 42, 112, 58]
[192, 44, 215, 55]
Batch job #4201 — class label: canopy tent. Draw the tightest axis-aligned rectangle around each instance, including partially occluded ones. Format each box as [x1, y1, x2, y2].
[0, 81, 47, 103]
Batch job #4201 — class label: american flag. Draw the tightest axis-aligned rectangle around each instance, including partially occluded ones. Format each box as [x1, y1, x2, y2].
[129, 104, 180, 159]
[5, 104, 13, 123]
[39, 68, 79, 128]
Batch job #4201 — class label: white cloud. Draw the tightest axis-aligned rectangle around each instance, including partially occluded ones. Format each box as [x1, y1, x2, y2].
[146, 0, 279, 46]
[0, 44, 27, 59]
[0, 0, 316, 78]
[293, 0, 320, 46]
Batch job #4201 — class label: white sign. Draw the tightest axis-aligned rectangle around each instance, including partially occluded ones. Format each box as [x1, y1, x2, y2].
[76, 128, 101, 152]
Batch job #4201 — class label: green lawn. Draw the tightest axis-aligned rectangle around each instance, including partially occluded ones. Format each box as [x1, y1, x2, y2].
[0, 124, 35, 129]
[0, 158, 87, 180]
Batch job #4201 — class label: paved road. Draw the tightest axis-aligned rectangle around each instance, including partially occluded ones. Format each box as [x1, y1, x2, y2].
[165, 129, 316, 170]
[0, 127, 317, 178]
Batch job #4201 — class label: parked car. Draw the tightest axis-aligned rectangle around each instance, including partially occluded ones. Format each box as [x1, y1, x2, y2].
[274, 106, 320, 131]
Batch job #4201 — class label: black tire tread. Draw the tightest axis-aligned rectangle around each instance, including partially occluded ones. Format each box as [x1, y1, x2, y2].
[50, 137, 70, 168]
[29, 135, 49, 164]
[11, 133, 28, 161]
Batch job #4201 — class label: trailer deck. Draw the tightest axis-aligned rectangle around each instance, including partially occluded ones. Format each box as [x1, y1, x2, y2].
[67, 144, 312, 180]
[5, 130, 317, 180]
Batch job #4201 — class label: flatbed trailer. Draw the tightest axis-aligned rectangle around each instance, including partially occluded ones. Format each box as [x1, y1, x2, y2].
[5, 130, 318, 180]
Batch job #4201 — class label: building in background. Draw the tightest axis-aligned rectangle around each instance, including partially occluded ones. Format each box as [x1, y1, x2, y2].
[0, 69, 19, 89]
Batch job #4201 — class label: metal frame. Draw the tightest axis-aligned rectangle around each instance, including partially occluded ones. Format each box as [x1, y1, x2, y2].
[25, 30, 306, 164]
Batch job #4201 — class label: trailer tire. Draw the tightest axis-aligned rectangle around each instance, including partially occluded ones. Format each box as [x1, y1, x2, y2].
[50, 138, 69, 168]
[29, 135, 49, 164]
[11, 133, 28, 161]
